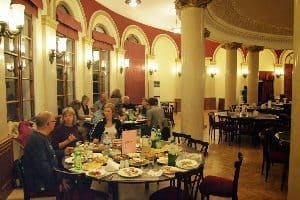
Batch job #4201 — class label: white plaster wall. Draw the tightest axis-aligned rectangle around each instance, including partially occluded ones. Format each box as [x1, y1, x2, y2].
[153, 37, 177, 102]
[259, 49, 276, 71]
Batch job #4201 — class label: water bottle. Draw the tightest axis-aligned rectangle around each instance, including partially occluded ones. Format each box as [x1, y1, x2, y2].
[168, 141, 177, 166]
[150, 128, 157, 148]
[102, 132, 111, 156]
[155, 129, 162, 149]
[74, 146, 82, 170]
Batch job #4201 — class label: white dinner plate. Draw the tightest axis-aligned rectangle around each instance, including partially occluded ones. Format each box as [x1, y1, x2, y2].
[176, 159, 198, 170]
[157, 157, 168, 165]
[86, 168, 106, 179]
[118, 167, 143, 178]
[65, 157, 74, 164]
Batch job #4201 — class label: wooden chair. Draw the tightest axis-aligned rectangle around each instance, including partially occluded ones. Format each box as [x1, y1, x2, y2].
[163, 105, 175, 127]
[199, 152, 243, 200]
[260, 128, 289, 190]
[208, 112, 219, 140]
[14, 157, 59, 200]
[218, 98, 225, 111]
[53, 167, 111, 200]
[235, 117, 257, 145]
[188, 138, 209, 157]
[218, 115, 233, 144]
[149, 164, 204, 200]
[172, 132, 191, 145]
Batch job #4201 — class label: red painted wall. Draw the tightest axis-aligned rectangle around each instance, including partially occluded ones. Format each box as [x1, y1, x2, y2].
[80, 0, 220, 58]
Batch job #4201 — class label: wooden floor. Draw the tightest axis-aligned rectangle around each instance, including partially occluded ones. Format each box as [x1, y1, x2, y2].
[7, 111, 287, 200]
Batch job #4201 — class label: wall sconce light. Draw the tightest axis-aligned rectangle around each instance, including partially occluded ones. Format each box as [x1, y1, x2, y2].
[87, 60, 92, 70]
[0, 1, 25, 43]
[242, 68, 248, 78]
[49, 37, 67, 64]
[86, 50, 94, 70]
[148, 62, 158, 75]
[175, 58, 182, 77]
[275, 68, 284, 78]
[207, 66, 218, 78]
[120, 58, 129, 74]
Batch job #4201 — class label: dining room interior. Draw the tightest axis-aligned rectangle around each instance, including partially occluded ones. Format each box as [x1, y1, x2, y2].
[0, 0, 299, 200]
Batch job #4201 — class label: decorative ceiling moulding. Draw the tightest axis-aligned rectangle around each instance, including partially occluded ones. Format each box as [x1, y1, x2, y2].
[204, 9, 293, 49]
[208, 0, 292, 36]
[221, 42, 242, 50]
[175, 0, 213, 9]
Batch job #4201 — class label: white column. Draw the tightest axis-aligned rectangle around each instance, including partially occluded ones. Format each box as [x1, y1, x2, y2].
[246, 46, 263, 105]
[288, 0, 300, 199]
[82, 36, 93, 103]
[175, 0, 212, 139]
[41, 15, 58, 114]
[222, 42, 241, 109]
[115, 48, 126, 95]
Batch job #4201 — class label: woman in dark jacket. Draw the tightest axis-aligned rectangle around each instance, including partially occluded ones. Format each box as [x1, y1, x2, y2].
[91, 103, 123, 143]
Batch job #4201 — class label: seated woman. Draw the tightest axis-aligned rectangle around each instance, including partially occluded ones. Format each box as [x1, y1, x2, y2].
[91, 103, 123, 143]
[51, 107, 83, 150]
[78, 95, 93, 120]
[138, 97, 149, 117]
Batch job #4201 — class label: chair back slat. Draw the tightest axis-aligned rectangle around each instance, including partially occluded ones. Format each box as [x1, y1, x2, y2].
[175, 164, 204, 200]
[172, 132, 191, 145]
[187, 138, 209, 156]
[232, 152, 243, 196]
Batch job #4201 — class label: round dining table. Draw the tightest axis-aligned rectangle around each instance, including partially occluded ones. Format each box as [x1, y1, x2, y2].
[63, 143, 205, 200]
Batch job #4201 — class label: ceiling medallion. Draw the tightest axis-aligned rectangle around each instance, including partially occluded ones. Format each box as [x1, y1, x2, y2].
[125, 0, 141, 8]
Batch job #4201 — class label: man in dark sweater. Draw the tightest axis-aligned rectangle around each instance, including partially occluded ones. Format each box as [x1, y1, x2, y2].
[23, 111, 73, 193]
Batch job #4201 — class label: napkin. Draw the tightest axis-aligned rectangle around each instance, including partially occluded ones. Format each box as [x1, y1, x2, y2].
[105, 159, 120, 172]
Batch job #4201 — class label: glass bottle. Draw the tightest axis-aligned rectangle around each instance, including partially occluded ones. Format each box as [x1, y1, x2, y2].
[155, 129, 162, 149]
[102, 132, 111, 156]
[74, 146, 82, 170]
[168, 141, 177, 166]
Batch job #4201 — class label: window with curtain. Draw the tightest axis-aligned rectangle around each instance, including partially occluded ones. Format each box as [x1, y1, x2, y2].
[4, 14, 34, 121]
[92, 26, 110, 103]
[56, 35, 75, 114]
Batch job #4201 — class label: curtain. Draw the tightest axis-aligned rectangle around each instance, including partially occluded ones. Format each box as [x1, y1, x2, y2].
[259, 71, 274, 102]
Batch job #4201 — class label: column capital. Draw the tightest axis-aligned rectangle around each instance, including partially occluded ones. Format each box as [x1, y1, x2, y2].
[204, 28, 210, 38]
[246, 45, 264, 52]
[175, 0, 213, 10]
[222, 42, 242, 50]
[116, 47, 126, 55]
[41, 15, 58, 30]
[82, 36, 94, 46]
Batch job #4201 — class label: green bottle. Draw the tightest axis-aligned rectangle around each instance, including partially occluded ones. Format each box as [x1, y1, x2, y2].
[74, 147, 82, 170]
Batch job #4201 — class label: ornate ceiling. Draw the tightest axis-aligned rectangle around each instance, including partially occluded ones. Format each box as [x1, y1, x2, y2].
[95, 0, 294, 49]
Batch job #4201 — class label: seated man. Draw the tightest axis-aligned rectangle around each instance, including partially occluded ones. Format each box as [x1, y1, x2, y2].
[23, 111, 73, 193]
